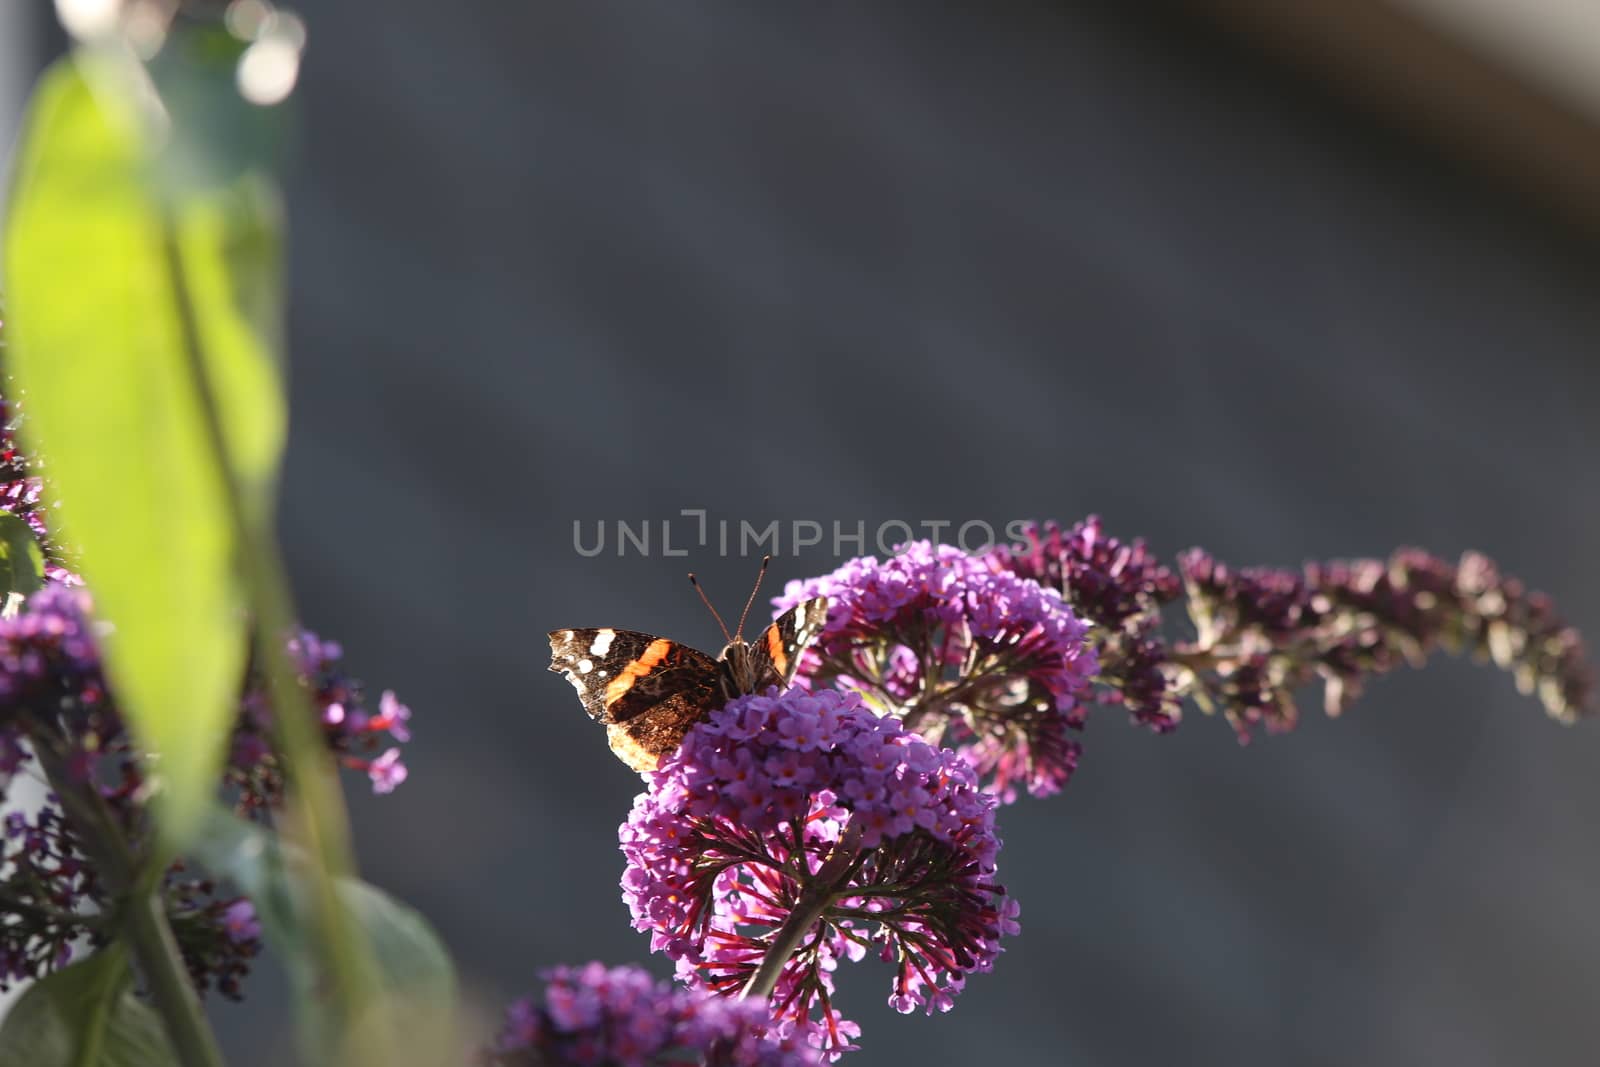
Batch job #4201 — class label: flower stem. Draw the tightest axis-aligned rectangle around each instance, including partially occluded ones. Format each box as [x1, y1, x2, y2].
[739, 822, 863, 1004]
[738, 885, 833, 1004]
[160, 217, 386, 1061]
[0, 884, 108, 931]
[34, 740, 225, 1067]
[121, 892, 222, 1065]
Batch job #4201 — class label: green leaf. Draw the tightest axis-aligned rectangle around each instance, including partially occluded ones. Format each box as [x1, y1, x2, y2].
[189, 810, 458, 1065]
[2, 53, 287, 848]
[0, 510, 45, 600]
[0, 945, 176, 1067]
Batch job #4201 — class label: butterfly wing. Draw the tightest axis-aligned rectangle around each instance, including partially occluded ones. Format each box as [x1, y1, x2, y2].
[746, 597, 829, 687]
[548, 628, 722, 771]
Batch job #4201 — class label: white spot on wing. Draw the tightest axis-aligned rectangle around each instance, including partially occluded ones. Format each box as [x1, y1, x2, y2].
[577, 658, 594, 674]
[590, 629, 616, 656]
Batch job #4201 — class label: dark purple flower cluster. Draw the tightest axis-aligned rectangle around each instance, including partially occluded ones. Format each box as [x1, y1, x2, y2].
[0, 327, 68, 566]
[0, 585, 264, 995]
[163, 862, 260, 1000]
[993, 517, 1181, 630]
[775, 541, 1096, 800]
[985, 517, 1183, 732]
[0, 805, 100, 991]
[620, 688, 1014, 1059]
[1179, 546, 1596, 738]
[483, 962, 821, 1067]
[0, 583, 412, 1001]
[983, 515, 1595, 741]
[0, 342, 45, 547]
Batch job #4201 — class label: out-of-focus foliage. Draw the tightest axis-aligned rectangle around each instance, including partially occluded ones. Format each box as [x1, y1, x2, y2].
[3, 51, 285, 849]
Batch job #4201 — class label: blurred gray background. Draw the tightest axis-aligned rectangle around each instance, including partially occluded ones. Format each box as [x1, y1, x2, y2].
[7, 3, 1600, 1065]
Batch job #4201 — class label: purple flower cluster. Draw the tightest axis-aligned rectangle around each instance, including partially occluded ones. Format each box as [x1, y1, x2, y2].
[0, 584, 106, 789]
[482, 962, 820, 1067]
[289, 630, 412, 791]
[228, 630, 412, 809]
[620, 688, 1014, 1058]
[986, 517, 1182, 731]
[775, 541, 1096, 800]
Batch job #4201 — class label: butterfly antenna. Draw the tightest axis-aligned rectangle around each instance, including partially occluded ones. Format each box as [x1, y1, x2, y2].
[733, 555, 771, 640]
[688, 572, 734, 644]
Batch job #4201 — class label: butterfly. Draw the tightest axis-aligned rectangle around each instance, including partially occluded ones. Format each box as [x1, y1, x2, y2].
[548, 558, 828, 772]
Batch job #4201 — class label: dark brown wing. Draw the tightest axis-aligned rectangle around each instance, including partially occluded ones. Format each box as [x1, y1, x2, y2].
[746, 597, 828, 687]
[604, 688, 719, 772]
[547, 628, 719, 722]
[548, 628, 722, 771]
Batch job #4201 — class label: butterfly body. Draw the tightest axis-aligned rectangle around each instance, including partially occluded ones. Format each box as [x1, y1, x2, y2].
[548, 597, 827, 772]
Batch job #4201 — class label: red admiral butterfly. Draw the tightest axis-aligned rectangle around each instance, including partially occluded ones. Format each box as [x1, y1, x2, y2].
[548, 558, 828, 771]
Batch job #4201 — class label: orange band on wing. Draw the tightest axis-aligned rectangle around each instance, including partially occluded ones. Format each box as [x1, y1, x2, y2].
[765, 626, 789, 678]
[604, 638, 673, 706]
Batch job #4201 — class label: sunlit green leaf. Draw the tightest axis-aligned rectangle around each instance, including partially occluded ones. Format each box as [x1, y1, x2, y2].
[0, 946, 175, 1067]
[1, 53, 286, 847]
[190, 810, 458, 1065]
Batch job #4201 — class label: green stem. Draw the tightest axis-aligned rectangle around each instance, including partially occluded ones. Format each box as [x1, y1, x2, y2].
[739, 822, 864, 1004]
[738, 886, 834, 1005]
[34, 741, 225, 1067]
[160, 217, 384, 1059]
[0, 884, 109, 931]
